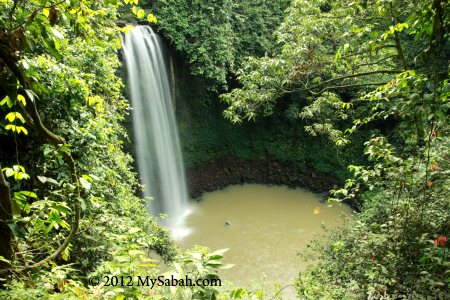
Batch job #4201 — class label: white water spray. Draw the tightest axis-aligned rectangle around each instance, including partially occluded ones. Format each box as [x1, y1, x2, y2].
[122, 26, 190, 237]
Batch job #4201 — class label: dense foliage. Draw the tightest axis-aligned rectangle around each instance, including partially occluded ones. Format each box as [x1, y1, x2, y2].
[142, 0, 290, 88]
[0, 1, 248, 299]
[175, 74, 365, 179]
[223, 0, 449, 298]
[1, 0, 448, 299]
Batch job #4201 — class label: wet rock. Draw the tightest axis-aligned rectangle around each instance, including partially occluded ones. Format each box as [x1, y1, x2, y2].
[186, 156, 342, 199]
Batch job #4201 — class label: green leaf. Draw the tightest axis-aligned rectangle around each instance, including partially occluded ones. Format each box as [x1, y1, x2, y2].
[89, 174, 100, 181]
[19, 191, 37, 198]
[4, 168, 14, 178]
[147, 13, 157, 23]
[37, 175, 59, 185]
[5, 112, 25, 123]
[78, 197, 87, 211]
[207, 248, 229, 258]
[5, 112, 15, 122]
[0, 96, 13, 107]
[128, 227, 141, 234]
[81, 174, 93, 182]
[137, 9, 145, 19]
[5, 124, 15, 132]
[0, 256, 11, 264]
[52, 205, 69, 214]
[16, 126, 28, 135]
[50, 27, 64, 40]
[173, 262, 184, 274]
[218, 263, 235, 269]
[230, 288, 246, 299]
[17, 94, 26, 105]
[16, 171, 30, 180]
[335, 48, 341, 60]
[79, 177, 92, 190]
[128, 249, 145, 256]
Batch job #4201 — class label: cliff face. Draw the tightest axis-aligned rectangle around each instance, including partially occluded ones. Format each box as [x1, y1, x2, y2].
[185, 156, 341, 198]
[123, 35, 365, 199]
[168, 47, 365, 198]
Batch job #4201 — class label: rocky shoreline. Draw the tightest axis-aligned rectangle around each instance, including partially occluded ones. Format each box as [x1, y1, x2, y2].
[185, 156, 346, 203]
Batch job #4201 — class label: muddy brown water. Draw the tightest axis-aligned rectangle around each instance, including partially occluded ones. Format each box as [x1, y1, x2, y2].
[177, 184, 352, 296]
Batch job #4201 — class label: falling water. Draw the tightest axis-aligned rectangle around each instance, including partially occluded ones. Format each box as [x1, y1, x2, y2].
[122, 26, 189, 234]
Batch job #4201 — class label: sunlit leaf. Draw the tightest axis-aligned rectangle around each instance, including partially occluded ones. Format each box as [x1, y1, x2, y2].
[79, 177, 92, 190]
[17, 94, 26, 105]
[147, 13, 157, 23]
[19, 191, 37, 198]
[137, 9, 145, 19]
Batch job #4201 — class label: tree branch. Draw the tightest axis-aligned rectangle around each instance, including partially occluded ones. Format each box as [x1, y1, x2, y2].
[0, 165, 12, 221]
[0, 44, 80, 276]
[293, 70, 399, 93]
[390, 3, 407, 70]
[1, 155, 81, 275]
[339, 44, 397, 60]
[0, 45, 65, 146]
[309, 82, 389, 95]
[0, 164, 13, 286]
[353, 55, 398, 69]
[9, 0, 67, 32]
[8, 0, 20, 22]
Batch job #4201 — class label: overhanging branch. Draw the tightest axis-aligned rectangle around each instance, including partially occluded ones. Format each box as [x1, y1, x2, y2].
[0, 45, 64, 146]
[291, 70, 399, 94]
[0, 163, 13, 286]
[310, 82, 389, 95]
[0, 44, 80, 276]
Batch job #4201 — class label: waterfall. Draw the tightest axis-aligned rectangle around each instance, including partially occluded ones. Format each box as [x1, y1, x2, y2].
[122, 26, 190, 234]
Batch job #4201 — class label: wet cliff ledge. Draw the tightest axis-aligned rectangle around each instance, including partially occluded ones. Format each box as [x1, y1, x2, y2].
[185, 156, 342, 200]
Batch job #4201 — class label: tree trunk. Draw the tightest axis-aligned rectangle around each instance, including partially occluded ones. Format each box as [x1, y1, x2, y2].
[0, 164, 13, 287]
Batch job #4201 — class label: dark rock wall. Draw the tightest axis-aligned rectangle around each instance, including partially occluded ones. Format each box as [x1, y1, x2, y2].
[186, 156, 341, 199]
[122, 34, 367, 200]
[168, 48, 366, 198]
